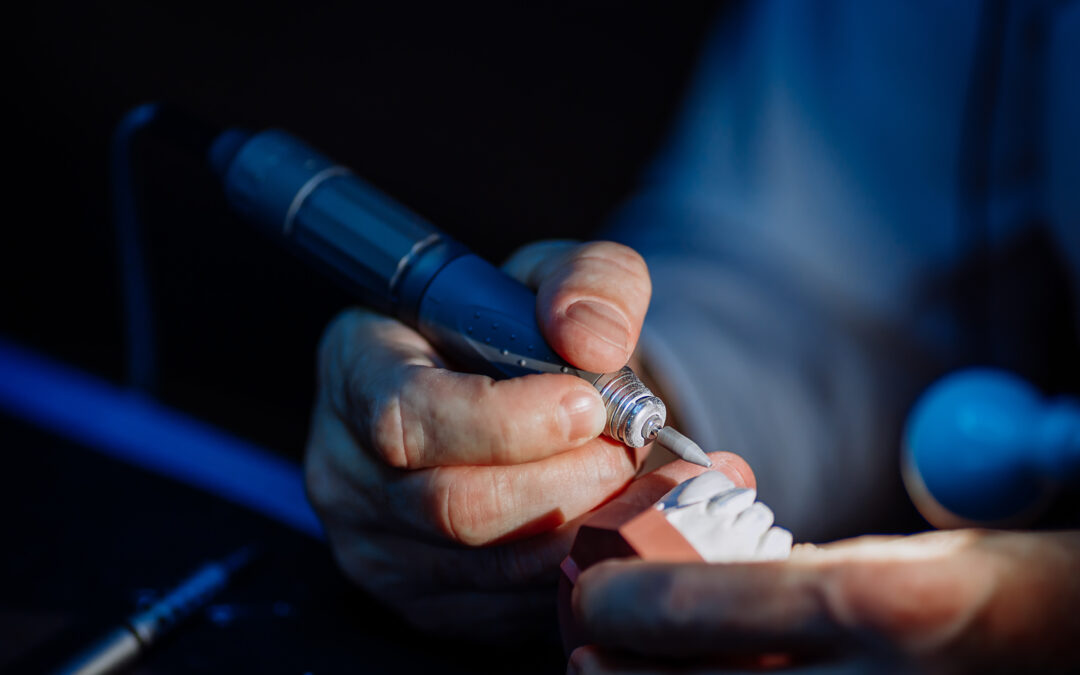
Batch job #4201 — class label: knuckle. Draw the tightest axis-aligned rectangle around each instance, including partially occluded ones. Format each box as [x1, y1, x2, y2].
[437, 468, 501, 546]
[370, 397, 413, 469]
[828, 562, 975, 647]
[428, 470, 461, 542]
[473, 381, 521, 457]
[451, 375, 521, 464]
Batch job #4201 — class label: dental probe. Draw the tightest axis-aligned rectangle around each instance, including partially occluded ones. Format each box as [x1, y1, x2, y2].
[210, 128, 711, 467]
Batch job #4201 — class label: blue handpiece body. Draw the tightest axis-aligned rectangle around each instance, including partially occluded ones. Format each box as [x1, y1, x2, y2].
[417, 254, 594, 381]
[217, 128, 596, 385]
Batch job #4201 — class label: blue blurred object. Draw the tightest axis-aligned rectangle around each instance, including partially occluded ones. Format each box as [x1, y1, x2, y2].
[904, 369, 1080, 528]
[0, 336, 323, 539]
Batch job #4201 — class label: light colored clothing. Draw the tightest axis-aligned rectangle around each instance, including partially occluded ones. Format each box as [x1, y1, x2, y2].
[608, 1, 1080, 541]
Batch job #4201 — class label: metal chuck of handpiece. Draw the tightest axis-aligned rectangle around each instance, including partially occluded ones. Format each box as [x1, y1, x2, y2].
[593, 367, 712, 468]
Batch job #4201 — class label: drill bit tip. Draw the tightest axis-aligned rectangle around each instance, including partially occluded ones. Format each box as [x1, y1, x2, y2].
[655, 426, 713, 468]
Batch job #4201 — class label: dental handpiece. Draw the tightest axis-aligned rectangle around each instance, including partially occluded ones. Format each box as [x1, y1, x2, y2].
[211, 129, 711, 467]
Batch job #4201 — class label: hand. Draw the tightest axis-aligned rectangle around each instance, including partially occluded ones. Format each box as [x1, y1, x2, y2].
[570, 528, 1080, 673]
[304, 240, 660, 640]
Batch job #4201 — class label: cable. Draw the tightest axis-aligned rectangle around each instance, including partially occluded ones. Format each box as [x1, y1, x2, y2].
[109, 103, 221, 392]
[110, 103, 160, 392]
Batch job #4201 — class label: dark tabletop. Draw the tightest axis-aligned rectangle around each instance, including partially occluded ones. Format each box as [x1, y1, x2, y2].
[0, 414, 566, 674]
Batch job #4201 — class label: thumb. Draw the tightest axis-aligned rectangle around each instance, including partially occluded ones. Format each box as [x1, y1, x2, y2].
[502, 240, 651, 373]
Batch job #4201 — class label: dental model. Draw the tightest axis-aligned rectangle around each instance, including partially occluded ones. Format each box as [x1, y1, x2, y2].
[557, 470, 794, 651]
[560, 471, 793, 583]
[655, 470, 793, 562]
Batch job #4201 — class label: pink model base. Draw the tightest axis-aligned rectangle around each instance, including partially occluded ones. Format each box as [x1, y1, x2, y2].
[558, 501, 703, 652]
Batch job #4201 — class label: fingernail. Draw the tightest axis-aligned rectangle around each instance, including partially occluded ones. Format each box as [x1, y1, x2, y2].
[563, 301, 629, 354]
[560, 390, 606, 443]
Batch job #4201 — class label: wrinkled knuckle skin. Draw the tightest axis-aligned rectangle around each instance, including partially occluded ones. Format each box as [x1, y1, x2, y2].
[490, 405, 522, 461]
[370, 398, 413, 469]
[437, 471, 495, 547]
[828, 562, 974, 652]
[461, 377, 519, 463]
[428, 473, 461, 543]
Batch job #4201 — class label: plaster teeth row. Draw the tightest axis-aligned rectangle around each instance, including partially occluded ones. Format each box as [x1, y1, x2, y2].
[677, 470, 735, 505]
[656, 471, 794, 563]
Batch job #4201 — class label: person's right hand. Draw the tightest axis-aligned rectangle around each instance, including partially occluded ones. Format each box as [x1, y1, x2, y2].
[304, 240, 656, 640]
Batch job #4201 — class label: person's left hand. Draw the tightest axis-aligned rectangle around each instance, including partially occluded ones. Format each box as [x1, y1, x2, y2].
[569, 528, 1080, 674]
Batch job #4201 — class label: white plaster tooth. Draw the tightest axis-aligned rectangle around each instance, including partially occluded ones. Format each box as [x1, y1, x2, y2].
[705, 487, 756, 518]
[733, 502, 775, 537]
[689, 537, 729, 562]
[663, 484, 791, 564]
[664, 500, 708, 528]
[669, 506, 759, 563]
[726, 529, 765, 560]
[668, 501, 736, 536]
[655, 483, 688, 511]
[695, 521, 761, 562]
[668, 510, 723, 559]
[754, 527, 793, 561]
[697, 502, 774, 562]
[676, 471, 737, 507]
[667, 510, 727, 561]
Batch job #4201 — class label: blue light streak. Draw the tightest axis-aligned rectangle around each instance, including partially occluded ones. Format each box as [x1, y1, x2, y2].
[0, 337, 323, 539]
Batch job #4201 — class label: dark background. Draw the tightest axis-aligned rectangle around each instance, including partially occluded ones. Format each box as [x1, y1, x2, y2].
[4, 1, 722, 457]
[2, 2, 721, 671]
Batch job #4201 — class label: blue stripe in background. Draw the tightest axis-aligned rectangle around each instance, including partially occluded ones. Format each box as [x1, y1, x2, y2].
[0, 337, 323, 539]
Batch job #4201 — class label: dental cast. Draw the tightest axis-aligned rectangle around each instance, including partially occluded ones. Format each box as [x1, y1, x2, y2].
[656, 471, 793, 563]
